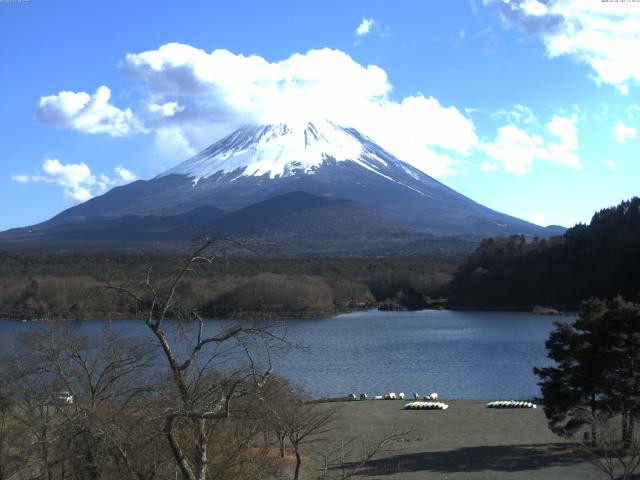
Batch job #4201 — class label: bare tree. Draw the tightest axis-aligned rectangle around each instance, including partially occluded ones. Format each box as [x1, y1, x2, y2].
[572, 408, 640, 480]
[0, 240, 293, 480]
[0, 386, 22, 480]
[254, 374, 338, 479]
[0, 388, 8, 480]
[107, 239, 285, 480]
[4, 342, 66, 480]
[4, 327, 162, 480]
[312, 430, 407, 480]
[255, 376, 295, 459]
[283, 401, 338, 480]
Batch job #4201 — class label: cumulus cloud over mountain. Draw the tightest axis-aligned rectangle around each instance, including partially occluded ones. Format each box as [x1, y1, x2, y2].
[12, 159, 136, 204]
[34, 43, 584, 178]
[36, 86, 142, 137]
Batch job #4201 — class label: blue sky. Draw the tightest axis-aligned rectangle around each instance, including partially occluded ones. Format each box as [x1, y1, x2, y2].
[1, 0, 639, 230]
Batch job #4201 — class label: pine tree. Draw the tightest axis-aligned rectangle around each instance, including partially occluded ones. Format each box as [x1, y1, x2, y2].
[535, 297, 640, 446]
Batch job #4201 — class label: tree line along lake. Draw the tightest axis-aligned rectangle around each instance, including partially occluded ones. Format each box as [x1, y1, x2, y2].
[0, 309, 568, 400]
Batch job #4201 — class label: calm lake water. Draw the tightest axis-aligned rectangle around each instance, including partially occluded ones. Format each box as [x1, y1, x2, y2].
[0, 309, 571, 400]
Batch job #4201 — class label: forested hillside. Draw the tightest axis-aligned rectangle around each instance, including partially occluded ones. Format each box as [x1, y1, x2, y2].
[449, 197, 640, 309]
[0, 249, 457, 320]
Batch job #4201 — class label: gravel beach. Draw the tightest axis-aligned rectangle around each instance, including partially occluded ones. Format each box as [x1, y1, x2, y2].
[308, 400, 605, 479]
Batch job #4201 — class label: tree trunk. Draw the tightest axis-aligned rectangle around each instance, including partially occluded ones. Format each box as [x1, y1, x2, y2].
[164, 419, 196, 480]
[85, 446, 99, 480]
[623, 411, 635, 449]
[278, 434, 285, 458]
[0, 415, 5, 480]
[194, 418, 208, 480]
[590, 403, 597, 446]
[293, 445, 301, 480]
[622, 410, 631, 449]
[40, 425, 54, 480]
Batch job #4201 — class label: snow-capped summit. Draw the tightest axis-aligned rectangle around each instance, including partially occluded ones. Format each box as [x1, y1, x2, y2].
[161, 120, 418, 184]
[16, 119, 562, 243]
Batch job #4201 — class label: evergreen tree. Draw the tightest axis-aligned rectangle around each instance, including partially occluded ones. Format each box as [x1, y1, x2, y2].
[449, 197, 640, 309]
[535, 297, 640, 446]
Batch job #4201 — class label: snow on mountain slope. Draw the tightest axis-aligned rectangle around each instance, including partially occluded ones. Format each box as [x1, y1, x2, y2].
[16, 118, 561, 240]
[160, 119, 421, 189]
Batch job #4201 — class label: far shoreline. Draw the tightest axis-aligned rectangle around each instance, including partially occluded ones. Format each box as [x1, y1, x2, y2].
[0, 304, 577, 323]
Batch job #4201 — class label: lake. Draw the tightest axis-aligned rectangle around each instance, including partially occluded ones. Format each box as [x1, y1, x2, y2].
[0, 309, 570, 400]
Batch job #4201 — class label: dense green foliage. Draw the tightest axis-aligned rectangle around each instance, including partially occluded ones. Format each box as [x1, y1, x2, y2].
[534, 297, 640, 445]
[449, 197, 640, 309]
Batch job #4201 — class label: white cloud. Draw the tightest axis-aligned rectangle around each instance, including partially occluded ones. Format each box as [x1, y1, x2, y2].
[353, 18, 390, 42]
[39, 43, 580, 179]
[148, 101, 184, 117]
[612, 120, 637, 143]
[37, 86, 142, 136]
[114, 166, 137, 183]
[520, 0, 547, 17]
[481, 114, 580, 175]
[118, 44, 478, 177]
[528, 213, 545, 226]
[12, 158, 137, 204]
[493, 104, 538, 125]
[485, 0, 640, 93]
[479, 162, 498, 172]
[356, 95, 478, 176]
[153, 127, 197, 163]
[544, 114, 580, 168]
[121, 45, 391, 125]
[606, 160, 617, 169]
[481, 125, 542, 175]
[356, 18, 375, 36]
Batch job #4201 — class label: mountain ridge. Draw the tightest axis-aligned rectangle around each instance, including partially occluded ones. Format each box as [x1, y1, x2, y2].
[1, 120, 565, 250]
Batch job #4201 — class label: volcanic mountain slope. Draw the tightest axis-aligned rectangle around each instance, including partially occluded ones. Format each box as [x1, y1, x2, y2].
[5, 192, 401, 242]
[2, 120, 563, 246]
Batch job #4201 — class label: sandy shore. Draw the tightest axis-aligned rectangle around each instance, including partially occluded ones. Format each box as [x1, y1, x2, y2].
[305, 400, 603, 480]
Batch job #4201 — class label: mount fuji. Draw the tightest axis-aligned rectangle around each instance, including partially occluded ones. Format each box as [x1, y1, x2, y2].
[1, 120, 563, 251]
